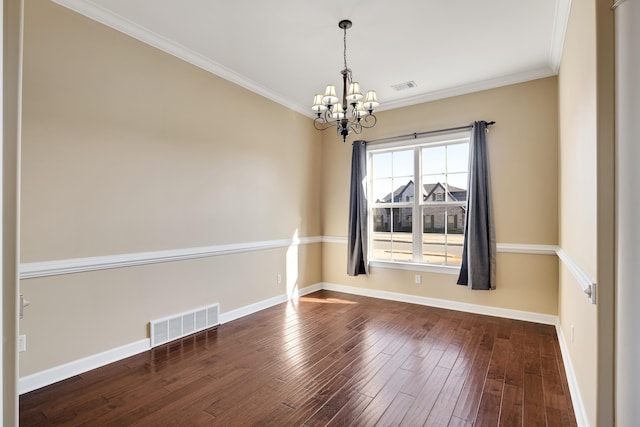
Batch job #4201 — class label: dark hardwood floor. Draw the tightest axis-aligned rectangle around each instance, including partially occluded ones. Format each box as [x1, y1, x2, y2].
[20, 290, 577, 426]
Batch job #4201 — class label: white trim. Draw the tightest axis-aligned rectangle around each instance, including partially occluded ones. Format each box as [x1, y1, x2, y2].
[218, 283, 322, 324]
[497, 243, 559, 255]
[322, 236, 348, 244]
[18, 339, 150, 395]
[369, 260, 460, 275]
[20, 236, 322, 279]
[19, 237, 566, 281]
[50, 0, 310, 117]
[549, 0, 572, 73]
[555, 323, 590, 427]
[556, 248, 596, 303]
[321, 282, 558, 325]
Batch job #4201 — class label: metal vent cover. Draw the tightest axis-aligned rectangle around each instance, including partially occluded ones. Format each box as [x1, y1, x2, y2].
[150, 303, 219, 347]
[391, 80, 418, 91]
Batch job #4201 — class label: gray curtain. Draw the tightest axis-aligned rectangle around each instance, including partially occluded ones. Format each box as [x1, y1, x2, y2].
[347, 140, 369, 276]
[457, 121, 496, 290]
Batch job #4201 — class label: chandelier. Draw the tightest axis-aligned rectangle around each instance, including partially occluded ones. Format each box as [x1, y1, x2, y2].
[312, 20, 379, 142]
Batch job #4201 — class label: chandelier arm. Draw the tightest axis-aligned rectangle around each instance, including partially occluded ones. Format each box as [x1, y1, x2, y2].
[358, 114, 377, 129]
[313, 113, 339, 131]
[313, 118, 334, 131]
[350, 123, 363, 134]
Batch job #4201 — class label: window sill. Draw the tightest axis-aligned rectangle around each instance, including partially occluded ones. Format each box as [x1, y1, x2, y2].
[369, 260, 460, 275]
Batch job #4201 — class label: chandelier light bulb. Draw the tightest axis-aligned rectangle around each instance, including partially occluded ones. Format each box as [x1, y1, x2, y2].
[346, 82, 364, 103]
[331, 103, 346, 120]
[322, 85, 338, 106]
[364, 90, 379, 111]
[312, 94, 327, 112]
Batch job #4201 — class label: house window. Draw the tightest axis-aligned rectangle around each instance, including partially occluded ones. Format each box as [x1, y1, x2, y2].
[368, 132, 469, 266]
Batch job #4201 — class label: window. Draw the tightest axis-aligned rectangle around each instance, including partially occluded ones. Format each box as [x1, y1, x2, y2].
[368, 132, 469, 266]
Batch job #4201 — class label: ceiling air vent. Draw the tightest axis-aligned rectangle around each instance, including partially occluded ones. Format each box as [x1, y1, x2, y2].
[391, 81, 418, 91]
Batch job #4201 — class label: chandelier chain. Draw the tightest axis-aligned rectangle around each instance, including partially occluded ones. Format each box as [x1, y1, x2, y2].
[343, 26, 348, 71]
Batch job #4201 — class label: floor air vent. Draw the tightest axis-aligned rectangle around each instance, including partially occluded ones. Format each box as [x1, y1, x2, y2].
[150, 303, 219, 347]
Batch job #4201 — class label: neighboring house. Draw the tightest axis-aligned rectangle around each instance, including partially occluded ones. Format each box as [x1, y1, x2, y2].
[373, 180, 467, 234]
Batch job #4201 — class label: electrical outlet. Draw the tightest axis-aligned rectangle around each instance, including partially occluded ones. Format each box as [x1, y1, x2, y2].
[18, 335, 26, 352]
[570, 324, 574, 343]
[415, 274, 422, 284]
[277, 273, 282, 285]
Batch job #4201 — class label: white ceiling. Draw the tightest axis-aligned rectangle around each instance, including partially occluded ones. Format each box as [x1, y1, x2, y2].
[52, 0, 571, 117]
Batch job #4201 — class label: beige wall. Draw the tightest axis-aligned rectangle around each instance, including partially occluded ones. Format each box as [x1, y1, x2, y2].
[557, 0, 615, 425]
[322, 78, 560, 316]
[18, 0, 322, 376]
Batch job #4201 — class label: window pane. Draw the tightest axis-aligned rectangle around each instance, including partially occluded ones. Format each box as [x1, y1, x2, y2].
[446, 173, 467, 202]
[392, 150, 414, 177]
[422, 146, 445, 175]
[391, 178, 414, 203]
[422, 175, 446, 204]
[371, 208, 391, 260]
[373, 178, 393, 203]
[446, 207, 465, 265]
[422, 206, 465, 265]
[392, 150, 414, 203]
[392, 208, 412, 261]
[448, 206, 466, 235]
[447, 143, 469, 173]
[370, 207, 413, 261]
[422, 207, 446, 264]
[372, 208, 390, 232]
[372, 152, 391, 178]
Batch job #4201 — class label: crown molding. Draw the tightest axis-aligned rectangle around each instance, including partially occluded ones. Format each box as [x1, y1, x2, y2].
[50, 0, 310, 117]
[377, 67, 556, 113]
[549, 0, 572, 73]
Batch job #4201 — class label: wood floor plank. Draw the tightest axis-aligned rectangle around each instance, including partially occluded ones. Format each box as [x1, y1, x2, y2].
[399, 366, 451, 426]
[424, 357, 473, 427]
[349, 367, 413, 426]
[325, 392, 372, 427]
[19, 290, 577, 427]
[374, 392, 415, 427]
[498, 384, 523, 426]
[451, 322, 496, 423]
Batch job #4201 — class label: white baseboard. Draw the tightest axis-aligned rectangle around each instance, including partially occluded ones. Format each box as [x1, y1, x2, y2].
[218, 283, 322, 324]
[18, 283, 324, 394]
[19, 338, 151, 395]
[555, 323, 589, 427]
[321, 282, 558, 325]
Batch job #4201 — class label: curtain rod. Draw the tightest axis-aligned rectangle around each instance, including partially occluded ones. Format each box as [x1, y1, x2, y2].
[366, 121, 496, 145]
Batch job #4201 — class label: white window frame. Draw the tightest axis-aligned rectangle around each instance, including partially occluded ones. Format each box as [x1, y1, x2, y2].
[367, 131, 470, 274]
